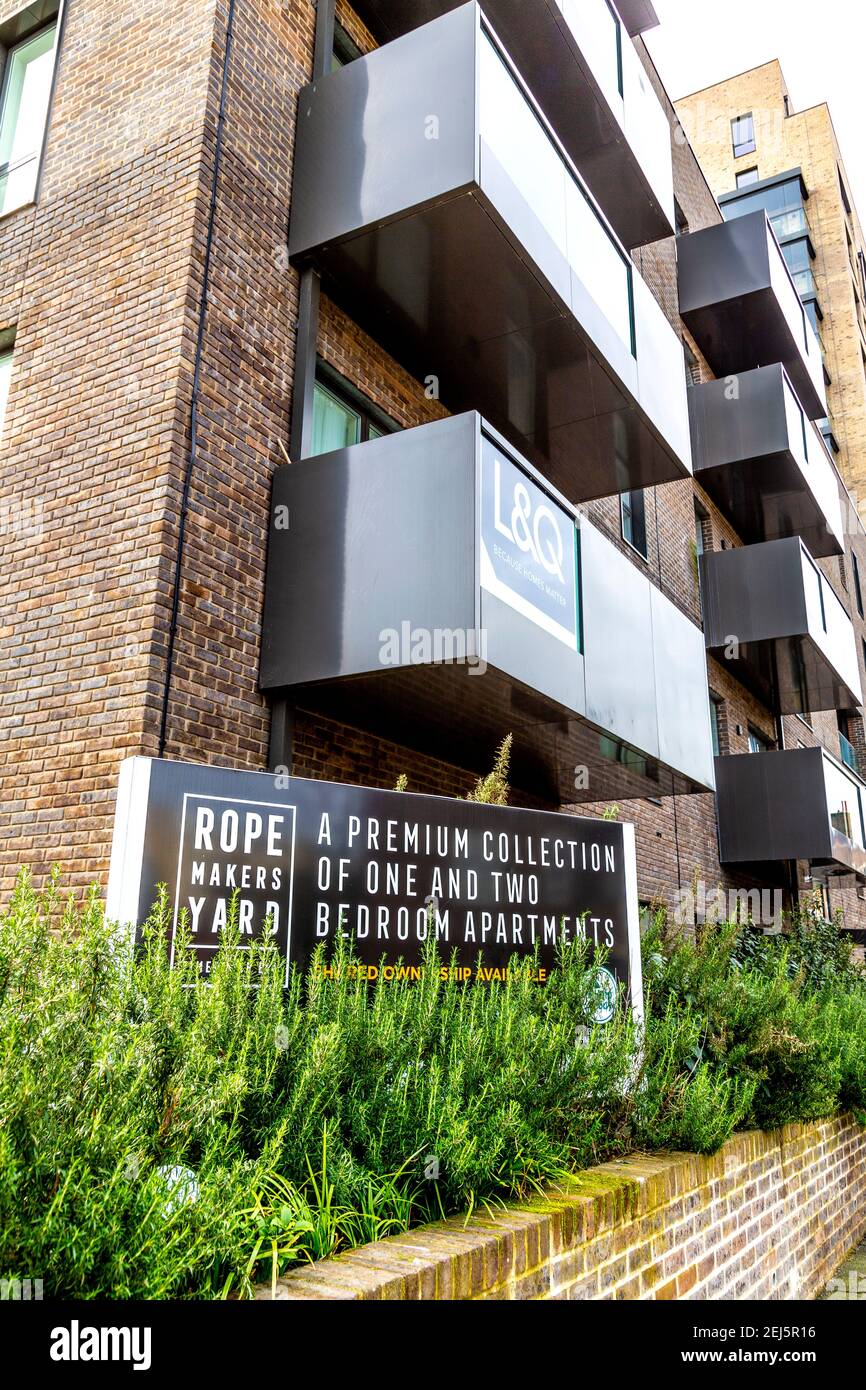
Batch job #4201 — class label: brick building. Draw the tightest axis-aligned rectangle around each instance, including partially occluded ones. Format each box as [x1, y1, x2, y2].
[3, 0, 866, 937]
[675, 62, 866, 514]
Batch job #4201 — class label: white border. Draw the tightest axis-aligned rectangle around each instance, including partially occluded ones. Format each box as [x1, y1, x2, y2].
[105, 757, 152, 933]
[621, 821, 645, 1029]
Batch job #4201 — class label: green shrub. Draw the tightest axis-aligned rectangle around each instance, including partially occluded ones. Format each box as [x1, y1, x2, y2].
[1, 868, 864, 1299]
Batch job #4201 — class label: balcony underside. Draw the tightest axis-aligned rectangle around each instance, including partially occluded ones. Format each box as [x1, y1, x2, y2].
[707, 635, 857, 718]
[305, 190, 685, 500]
[288, 664, 709, 806]
[681, 288, 825, 422]
[695, 451, 842, 559]
[348, 0, 672, 247]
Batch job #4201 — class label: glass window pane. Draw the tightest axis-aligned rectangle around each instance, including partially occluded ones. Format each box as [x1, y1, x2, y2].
[731, 112, 755, 157]
[311, 383, 361, 456]
[782, 238, 811, 274]
[824, 757, 865, 849]
[0, 25, 56, 216]
[0, 348, 12, 436]
[621, 488, 647, 556]
[710, 700, 720, 757]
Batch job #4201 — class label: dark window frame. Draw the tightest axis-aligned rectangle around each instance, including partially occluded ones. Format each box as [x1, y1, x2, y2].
[709, 693, 723, 758]
[0, 6, 60, 198]
[735, 166, 759, 188]
[854, 552, 865, 618]
[731, 112, 756, 159]
[313, 359, 399, 449]
[620, 488, 648, 560]
[331, 20, 362, 69]
[747, 725, 772, 754]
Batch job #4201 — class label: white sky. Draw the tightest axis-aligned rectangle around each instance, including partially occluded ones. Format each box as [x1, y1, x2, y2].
[644, 0, 866, 218]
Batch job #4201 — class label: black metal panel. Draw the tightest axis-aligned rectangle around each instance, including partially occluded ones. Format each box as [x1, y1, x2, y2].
[689, 366, 843, 558]
[615, 0, 660, 34]
[678, 211, 826, 420]
[348, 0, 672, 247]
[289, 7, 689, 500]
[715, 749, 866, 877]
[700, 540, 860, 714]
[260, 413, 713, 802]
[260, 413, 478, 691]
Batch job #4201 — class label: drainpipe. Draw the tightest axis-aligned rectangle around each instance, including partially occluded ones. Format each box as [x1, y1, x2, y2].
[158, 0, 238, 756]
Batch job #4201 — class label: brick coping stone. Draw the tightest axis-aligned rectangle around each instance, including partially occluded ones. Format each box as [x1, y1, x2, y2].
[255, 1115, 866, 1301]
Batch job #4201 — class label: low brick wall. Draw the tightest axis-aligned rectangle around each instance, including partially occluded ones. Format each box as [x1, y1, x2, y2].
[260, 1117, 866, 1300]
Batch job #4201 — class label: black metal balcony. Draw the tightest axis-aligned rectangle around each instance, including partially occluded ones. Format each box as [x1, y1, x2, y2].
[260, 412, 714, 803]
[348, 0, 673, 249]
[700, 538, 862, 715]
[689, 364, 843, 558]
[715, 748, 866, 878]
[678, 210, 827, 420]
[289, 3, 692, 503]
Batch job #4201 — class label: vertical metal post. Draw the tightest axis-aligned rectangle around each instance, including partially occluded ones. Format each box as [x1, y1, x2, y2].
[289, 269, 321, 462]
[267, 0, 336, 773]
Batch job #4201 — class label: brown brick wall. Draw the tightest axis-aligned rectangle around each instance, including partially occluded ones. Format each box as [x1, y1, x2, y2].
[261, 1115, 866, 1300]
[3, 1, 866, 940]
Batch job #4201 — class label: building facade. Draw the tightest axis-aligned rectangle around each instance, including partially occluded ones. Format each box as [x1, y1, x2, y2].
[2, 0, 866, 938]
[675, 60, 866, 519]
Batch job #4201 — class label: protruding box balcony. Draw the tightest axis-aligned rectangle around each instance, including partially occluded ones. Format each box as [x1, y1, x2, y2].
[700, 538, 862, 715]
[348, 0, 674, 248]
[689, 364, 844, 558]
[678, 209, 827, 421]
[260, 413, 714, 803]
[715, 748, 866, 878]
[289, 3, 692, 503]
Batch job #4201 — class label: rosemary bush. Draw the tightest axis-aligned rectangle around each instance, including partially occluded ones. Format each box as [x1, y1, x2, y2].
[0, 869, 864, 1299]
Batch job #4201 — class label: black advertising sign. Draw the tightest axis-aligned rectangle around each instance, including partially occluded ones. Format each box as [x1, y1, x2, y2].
[107, 759, 643, 1012]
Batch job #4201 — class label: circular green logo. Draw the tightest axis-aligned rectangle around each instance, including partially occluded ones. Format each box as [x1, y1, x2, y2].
[592, 967, 618, 1024]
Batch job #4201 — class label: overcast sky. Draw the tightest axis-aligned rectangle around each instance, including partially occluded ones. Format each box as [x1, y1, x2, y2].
[644, 0, 866, 218]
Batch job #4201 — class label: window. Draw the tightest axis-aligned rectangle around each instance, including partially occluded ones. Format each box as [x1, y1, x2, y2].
[709, 695, 723, 758]
[731, 112, 755, 159]
[748, 727, 771, 754]
[683, 340, 701, 386]
[838, 713, 859, 772]
[852, 552, 864, 617]
[331, 21, 361, 70]
[0, 338, 12, 437]
[839, 167, 852, 216]
[621, 489, 647, 558]
[310, 366, 397, 456]
[782, 239, 814, 279]
[736, 167, 759, 188]
[0, 21, 57, 217]
[694, 502, 709, 558]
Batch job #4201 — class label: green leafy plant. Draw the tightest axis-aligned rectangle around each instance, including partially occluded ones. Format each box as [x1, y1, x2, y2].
[1, 863, 864, 1300]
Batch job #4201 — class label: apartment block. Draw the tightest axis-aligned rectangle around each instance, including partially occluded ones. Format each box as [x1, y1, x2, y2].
[675, 61, 866, 517]
[2, 0, 866, 940]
